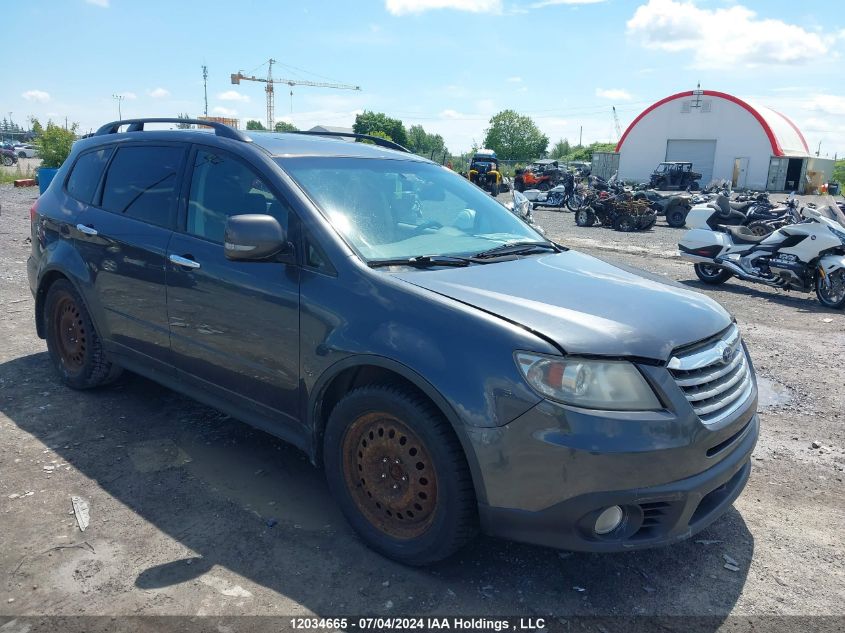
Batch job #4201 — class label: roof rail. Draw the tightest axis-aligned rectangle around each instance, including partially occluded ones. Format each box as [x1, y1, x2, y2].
[94, 118, 251, 142]
[288, 130, 410, 153]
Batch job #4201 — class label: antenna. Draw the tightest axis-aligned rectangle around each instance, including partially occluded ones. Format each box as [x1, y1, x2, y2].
[691, 82, 703, 109]
[202, 65, 209, 117]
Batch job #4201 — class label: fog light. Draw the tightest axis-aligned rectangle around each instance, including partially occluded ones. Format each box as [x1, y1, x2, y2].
[594, 505, 624, 535]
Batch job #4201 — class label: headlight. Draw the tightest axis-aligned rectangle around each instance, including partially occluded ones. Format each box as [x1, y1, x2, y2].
[515, 352, 661, 411]
[829, 225, 845, 245]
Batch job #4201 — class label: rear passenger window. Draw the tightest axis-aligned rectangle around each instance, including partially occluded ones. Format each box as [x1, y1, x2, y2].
[101, 145, 183, 227]
[186, 149, 289, 244]
[66, 147, 113, 204]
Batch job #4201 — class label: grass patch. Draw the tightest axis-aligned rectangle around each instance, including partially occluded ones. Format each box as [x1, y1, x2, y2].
[0, 163, 37, 185]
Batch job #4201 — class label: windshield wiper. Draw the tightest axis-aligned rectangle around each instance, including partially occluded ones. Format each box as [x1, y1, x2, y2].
[472, 240, 561, 259]
[368, 255, 475, 269]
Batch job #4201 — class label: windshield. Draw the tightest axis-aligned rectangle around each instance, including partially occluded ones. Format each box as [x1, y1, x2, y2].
[278, 157, 543, 262]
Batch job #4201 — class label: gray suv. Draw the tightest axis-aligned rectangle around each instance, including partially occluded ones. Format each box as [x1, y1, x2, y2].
[27, 118, 758, 565]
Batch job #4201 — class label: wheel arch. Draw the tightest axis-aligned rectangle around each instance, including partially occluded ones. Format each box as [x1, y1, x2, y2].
[308, 355, 488, 505]
[34, 269, 76, 339]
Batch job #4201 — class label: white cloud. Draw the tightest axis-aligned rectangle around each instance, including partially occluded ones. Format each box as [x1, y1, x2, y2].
[596, 88, 633, 101]
[627, 0, 830, 69]
[22, 90, 50, 103]
[385, 0, 502, 15]
[85, 0, 109, 7]
[212, 106, 238, 116]
[530, 0, 605, 8]
[217, 90, 250, 103]
[804, 93, 845, 117]
[507, 76, 523, 83]
[149, 87, 170, 99]
[115, 91, 137, 100]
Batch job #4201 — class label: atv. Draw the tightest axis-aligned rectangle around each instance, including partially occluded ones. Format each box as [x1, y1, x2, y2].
[633, 190, 692, 227]
[467, 149, 504, 196]
[514, 159, 561, 192]
[648, 162, 701, 191]
[575, 190, 656, 232]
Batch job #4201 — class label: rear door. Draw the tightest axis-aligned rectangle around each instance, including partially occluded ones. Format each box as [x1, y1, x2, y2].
[73, 143, 186, 373]
[166, 146, 301, 427]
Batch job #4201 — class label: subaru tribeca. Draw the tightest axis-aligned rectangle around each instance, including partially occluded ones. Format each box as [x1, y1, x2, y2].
[27, 119, 759, 565]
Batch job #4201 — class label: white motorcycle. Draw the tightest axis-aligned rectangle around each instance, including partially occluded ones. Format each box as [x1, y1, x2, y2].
[678, 194, 845, 309]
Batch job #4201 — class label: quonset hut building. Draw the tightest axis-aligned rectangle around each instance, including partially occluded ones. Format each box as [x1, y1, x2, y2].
[614, 89, 831, 192]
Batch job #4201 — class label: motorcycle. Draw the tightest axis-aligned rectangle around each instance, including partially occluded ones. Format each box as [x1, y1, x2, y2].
[678, 195, 845, 309]
[532, 171, 587, 212]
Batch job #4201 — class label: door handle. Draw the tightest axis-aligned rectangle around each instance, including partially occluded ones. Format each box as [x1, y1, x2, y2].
[169, 254, 201, 269]
[76, 223, 98, 236]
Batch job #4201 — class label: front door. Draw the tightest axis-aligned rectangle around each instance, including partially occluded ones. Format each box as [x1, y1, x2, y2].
[74, 143, 186, 371]
[166, 146, 301, 427]
[732, 157, 749, 189]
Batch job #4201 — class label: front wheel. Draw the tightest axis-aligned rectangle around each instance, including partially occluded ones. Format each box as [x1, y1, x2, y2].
[665, 207, 688, 228]
[324, 385, 477, 565]
[746, 221, 772, 237]
[575, 208, 596, 227]
[816, 268, 845, 309]
[490, 181, 499, 197]
[694, 263, 733, 285]
[566, 192, 585, 211]
[613, 214, 637, 232]
[2, 155, 13, 167]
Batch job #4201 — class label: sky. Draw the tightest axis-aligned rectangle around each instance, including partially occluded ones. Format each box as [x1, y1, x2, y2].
[4, 0, 845, 157]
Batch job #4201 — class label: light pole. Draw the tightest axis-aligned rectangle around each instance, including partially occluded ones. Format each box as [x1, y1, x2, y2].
[112, 94, 125, 120]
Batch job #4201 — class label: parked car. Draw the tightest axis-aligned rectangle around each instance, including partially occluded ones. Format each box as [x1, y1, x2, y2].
[1, 147, 18, 166]
[15, 144, 39, 158]
[28, 118, 759, 565]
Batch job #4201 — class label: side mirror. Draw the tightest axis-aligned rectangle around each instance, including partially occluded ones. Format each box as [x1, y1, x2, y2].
[224, 214, 290, 262]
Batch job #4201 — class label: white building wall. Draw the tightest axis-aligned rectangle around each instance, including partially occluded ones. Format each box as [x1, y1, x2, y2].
[618, 97, 775, 189]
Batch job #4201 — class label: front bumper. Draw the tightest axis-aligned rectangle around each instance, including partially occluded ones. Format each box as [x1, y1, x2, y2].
[478, 413, 756, 551]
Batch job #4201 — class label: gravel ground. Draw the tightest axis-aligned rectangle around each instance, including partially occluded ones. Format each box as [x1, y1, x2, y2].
[1, 183, 843, 629]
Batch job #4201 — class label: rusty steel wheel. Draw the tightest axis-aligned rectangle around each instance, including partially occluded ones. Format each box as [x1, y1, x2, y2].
[44, 279, 121, 389]
[52, 292, 88, 373]
[342, 411, 438, 540]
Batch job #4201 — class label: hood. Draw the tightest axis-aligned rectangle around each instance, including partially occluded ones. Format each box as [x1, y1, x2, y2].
[393, 251, 731, 362]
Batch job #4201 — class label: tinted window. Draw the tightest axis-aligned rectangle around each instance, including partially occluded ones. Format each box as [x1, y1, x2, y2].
[187, 149, 289, 244]
[101, 145, 183, 227]
[66, 147, 113, 204]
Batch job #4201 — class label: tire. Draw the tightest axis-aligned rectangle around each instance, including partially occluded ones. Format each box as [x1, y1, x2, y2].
[694, 263, 733, 285]
[18, 151, 26, 158]
[690, 181, 701, 191]
[323, 384, 477, 565]
[574, 209, 595, 227]
[566, 192, 585, 211]
[816, 268, 845, 309]
[2, 155, 12, 167]
[44, 279, 122, 389]
[746, 221, 772, 237]
[640, 213, 657, 230]
[613, 214, 636, 232]
[666, 207, 688, 228]
[490, 182, 499, 197]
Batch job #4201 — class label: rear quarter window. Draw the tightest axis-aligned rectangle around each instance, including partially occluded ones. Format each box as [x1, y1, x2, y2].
[101, 145, 184, 227]
[66, 147, 113, 204]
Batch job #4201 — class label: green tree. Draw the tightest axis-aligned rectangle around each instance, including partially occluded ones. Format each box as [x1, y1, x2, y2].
[406, 124, 446, 157]
[551, 138, 570, 159]
[353, 110, 407, 147]
[482, 110, 548, 161]
[833, 159, 845, 185]
[246, 120, 266, 131]
[274, 121, 298, 132]
[37, 121, 78, 168]
[561, 141, 617, 163]
[29, 117, 44, 138]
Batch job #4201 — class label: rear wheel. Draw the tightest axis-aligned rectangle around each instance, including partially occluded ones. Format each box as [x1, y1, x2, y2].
[324, 385, 477, 565]
[574, 208, 595, 227]
[566, 192, 585, 211]
[613, 214, 637, 232]
[816, 268, 845, 309]
[666, 207, 688, 228]
[746, 221, 772, 237]
[2, 155, 12, 167]
[44, 279, 122, 389]
[694, 263, 733, 285]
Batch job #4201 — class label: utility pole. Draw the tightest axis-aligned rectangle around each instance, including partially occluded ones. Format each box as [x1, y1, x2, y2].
[112, 94, 124, 120]
[579, 125, 582, 147]
[816, 141, 821, 157]
[202, 65, 209, 117]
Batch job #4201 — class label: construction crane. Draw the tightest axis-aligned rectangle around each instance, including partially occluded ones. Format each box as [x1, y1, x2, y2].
[231, 58, 360, 131]
[612, 106, 622, 142]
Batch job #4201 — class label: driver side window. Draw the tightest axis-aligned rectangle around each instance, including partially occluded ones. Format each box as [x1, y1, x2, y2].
[186, 149, 289, 244]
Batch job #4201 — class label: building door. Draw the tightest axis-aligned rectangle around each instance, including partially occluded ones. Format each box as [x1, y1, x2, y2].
[767, 157, 787, 191]
[785, 158, 804, 192]
[665, 139, 716, 185]
[732, 157, 749, 189]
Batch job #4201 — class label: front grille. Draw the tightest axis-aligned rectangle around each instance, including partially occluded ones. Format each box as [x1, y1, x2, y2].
[669, 325, 753, 425]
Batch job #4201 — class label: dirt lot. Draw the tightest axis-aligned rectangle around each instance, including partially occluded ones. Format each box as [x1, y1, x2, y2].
[1, 183, 843, 630]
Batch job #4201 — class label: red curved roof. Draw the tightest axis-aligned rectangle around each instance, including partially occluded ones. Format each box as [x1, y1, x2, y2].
[615, 90, 808, 157]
